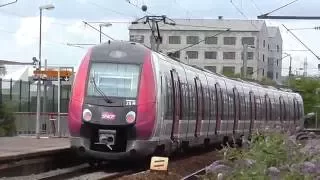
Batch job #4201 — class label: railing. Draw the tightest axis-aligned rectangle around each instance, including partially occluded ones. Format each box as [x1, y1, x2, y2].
[14, 112, 69, 137]
[0, 78, 71, 113]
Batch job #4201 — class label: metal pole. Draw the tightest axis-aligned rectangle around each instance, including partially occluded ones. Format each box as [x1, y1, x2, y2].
[43, 59, 47, 113]
[36, 9, 42, 139]
[289, 56, 292, 77]
[243, 44, 248, 79]
[288, 55, 292, 87]
[57, 67, 61, 137]
[150, 19, 156, 51]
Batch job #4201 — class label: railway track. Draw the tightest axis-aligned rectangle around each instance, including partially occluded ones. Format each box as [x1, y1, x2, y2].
[1, 161, 145, 180]
[0, 142, 224, 180]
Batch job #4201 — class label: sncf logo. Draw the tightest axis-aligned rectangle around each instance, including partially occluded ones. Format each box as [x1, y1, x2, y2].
[101, 112, 116, 120]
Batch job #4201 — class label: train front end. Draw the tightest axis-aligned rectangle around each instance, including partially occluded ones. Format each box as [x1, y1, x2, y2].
[68, 41, 157, 160]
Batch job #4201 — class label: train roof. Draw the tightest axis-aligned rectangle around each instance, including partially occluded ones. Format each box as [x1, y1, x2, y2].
[95, 41, 298, 96]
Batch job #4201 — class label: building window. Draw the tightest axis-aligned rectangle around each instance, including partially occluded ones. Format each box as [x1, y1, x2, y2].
[223, 66, 235, 74]
[268, 44, 270, 51]
[205, 36, 217, 44]
[242, 37, 255, 45]
[149, 35, 162, 44]
[277, 59, 279, 66]
[276, 72, 279, 79]
[241, 67, 254, 75]
[170, 51, 180, 59]
[187, 36, 199, 44]
[223, 52, 236, 60]
[130, 35, 144, 43]
[241, 52, 254, 60]
[186, 51, 198, 59]
[223, 37, 236, 45]
[263, 40, 265, 48]
[169, 36, 181, 44]
[204, 66, 216, 73]
[262, 69, 265, 76]
[277, 45, 280, 52]
[263, 54, 265, 62]
[205, 51, 217, 59]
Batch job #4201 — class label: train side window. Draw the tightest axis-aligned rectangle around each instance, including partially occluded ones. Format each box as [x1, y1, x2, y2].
[204, 87, 210, 120]
[166, 74, 172, 120]
[185, 84, 191, 121]
[179, 81, 183, 119]
[269, 98, 272, 121]
[215, 83, 222, 130]
[210, 87, 216, 122]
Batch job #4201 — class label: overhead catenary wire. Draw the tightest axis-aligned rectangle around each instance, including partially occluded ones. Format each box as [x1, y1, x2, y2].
[249, 0, 263, 14]
[125, 0, 154, 16]
[83, 21, 115, 40]
[0, 28, 85, 49]
[261, 0, 299, 16]
[282, 24, 320, 60]
[229, 0, 260, 30]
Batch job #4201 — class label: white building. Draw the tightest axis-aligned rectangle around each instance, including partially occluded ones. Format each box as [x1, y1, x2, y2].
[128, 18, 283, 81]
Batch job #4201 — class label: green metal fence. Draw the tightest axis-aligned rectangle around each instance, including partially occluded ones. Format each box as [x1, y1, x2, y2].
[0, 78, 71, 113]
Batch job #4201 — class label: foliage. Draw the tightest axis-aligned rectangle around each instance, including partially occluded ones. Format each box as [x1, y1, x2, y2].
[287, 77, 320, 114]
[0, 103, 16, 136]
[202, 131, 318, 180]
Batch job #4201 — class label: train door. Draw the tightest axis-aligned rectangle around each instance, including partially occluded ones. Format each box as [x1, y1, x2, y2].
[194, 77, 203, 137]
[232, 88, 240, 134]
[170, 69, 181, 141]
[249, 92, 255, 136]
[279, 96, 283, 123]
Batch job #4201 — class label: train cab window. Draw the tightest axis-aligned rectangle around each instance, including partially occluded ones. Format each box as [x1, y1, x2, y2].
[87, 63, 140, 98]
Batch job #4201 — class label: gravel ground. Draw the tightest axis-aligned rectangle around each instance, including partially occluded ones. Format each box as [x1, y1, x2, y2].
[115, 147, 223, 180]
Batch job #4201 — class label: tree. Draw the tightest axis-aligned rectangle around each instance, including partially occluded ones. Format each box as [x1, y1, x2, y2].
[0, 66, 7, 76]
[287, 77, 320, 114]
[0, 103, 16, 136]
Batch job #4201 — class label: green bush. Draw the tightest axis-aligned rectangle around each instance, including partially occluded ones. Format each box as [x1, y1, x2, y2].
[0, 103, 16, 137]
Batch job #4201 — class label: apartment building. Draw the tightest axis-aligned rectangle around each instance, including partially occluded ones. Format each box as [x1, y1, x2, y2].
[128, 18, 282, 81]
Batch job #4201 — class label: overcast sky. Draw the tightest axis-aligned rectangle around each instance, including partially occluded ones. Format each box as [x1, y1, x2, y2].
[0, 0, 319, 76]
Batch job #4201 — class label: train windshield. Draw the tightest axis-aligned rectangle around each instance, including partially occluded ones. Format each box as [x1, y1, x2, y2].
[86, 63, 140, 98]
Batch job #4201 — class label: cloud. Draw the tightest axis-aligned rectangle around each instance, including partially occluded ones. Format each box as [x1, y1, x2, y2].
[15, 16, 55, 46]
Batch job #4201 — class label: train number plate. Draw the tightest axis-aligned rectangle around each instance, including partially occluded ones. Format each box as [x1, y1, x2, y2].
[99, 129, 116, 136]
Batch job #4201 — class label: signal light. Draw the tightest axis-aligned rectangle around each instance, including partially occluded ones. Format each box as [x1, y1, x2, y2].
[83, 109, 92, 122]
[126, 111, 136, 124]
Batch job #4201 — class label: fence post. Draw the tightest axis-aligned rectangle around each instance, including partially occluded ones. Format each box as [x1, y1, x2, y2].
[52, 84, 55, 112]
[28, 81, 31, 112]
[9, 78, 12, 100]
[19, 80, 22, 111]
[0, 78, 2, 105]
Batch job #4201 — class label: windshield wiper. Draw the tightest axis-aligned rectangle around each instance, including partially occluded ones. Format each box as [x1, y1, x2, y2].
[90, 76, 113, 103]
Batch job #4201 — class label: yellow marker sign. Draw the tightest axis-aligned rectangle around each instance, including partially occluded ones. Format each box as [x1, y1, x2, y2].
[150, 156, 169, 171]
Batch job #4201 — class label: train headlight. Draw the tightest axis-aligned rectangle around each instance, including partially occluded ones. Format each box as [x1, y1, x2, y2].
[83, 109, 92, 122]
[126, 111, 136, 124]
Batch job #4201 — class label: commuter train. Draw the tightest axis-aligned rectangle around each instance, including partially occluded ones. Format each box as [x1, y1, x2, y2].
[68, 41, 304, 161]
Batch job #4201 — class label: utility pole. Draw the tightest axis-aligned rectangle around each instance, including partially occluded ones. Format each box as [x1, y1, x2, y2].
[150, 20, 156, 51]
[303, 57, 308, 77]
[243, 44, 248, 79]
[289, 55, 292, 77]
